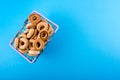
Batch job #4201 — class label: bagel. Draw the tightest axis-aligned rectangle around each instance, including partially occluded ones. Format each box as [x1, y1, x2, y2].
[14, 38, 19, 48]
[37, 21, 49, 32]
[28, 50, 40, 56]
[38, 30, 49, 42]
[27, 28, 35, 39]
[34, 38, 45, 51]
[19, 38, 29, 50]
[28, 13, 40, 25]
[31, 29, 37, 39]
[48, 24, 54, 37]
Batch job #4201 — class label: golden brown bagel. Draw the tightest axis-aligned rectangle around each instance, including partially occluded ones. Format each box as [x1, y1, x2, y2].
[31, 29, 37, 39]
[14, 38, 19, 48]
[48, 24, 54, 37]
[27, 28, 35, 39]
[19, 38, 29, 50]
[38, 30, 49, 42]
[37, 21, 48, 32]
[34, 38, 45, 51]
[28, 13, 40, 25]
[28, 50, 40, 56]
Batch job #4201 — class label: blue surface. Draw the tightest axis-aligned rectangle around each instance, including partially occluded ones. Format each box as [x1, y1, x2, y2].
[0, 0, 120, 80]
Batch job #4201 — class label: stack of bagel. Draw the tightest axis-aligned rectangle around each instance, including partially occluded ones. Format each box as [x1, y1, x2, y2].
[14, 13, 54, 56]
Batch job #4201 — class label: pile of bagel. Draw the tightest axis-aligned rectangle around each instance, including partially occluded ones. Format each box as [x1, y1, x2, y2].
[14, 13, 54, 56]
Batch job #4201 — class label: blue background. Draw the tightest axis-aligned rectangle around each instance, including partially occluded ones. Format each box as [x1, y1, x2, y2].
[0, 0, 120, 80]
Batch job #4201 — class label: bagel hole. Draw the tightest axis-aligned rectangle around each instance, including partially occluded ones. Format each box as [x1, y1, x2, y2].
[21, 41, 24, 45]
[37, 42, 41, 47]
[40, 26, 45, 30]
[41, 32, 46, 37]
[32, 16, 37, 20]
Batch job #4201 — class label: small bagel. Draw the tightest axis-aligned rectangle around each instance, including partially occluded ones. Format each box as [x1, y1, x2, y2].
[28, 50, 40, 56]
[27, 28, 35, 39]
[18, 48, 28, 54]
[19, 38, 29, 50]
[14, 38, 19, 48]
[48, 24, 54, 36]
[28, 13, 40, 25]
[31, 29, 37, 39]
[34, 38, 45, 50]
[38, 30, 49, 42]
[19, 33, 27, 38]
[37, 21, 48, 32]
[26, 23, 35, 29]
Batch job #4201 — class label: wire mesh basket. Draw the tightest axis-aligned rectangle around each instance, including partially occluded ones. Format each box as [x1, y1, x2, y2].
[10, 11, 59, 63]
